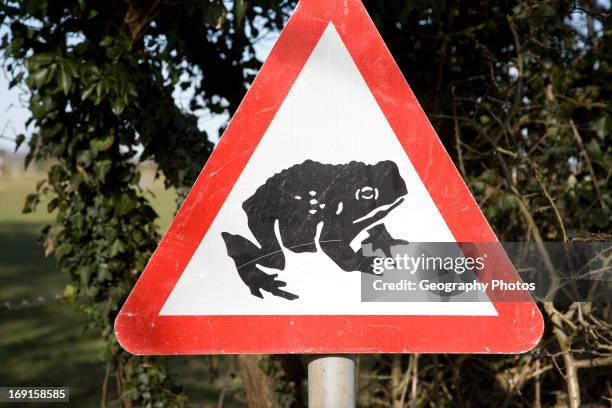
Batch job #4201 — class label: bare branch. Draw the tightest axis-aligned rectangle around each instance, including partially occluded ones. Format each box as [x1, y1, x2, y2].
[570, 119, 606, 211]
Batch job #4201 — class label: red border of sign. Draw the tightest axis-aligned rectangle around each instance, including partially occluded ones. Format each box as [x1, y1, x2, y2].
[115, 0, 544, 354]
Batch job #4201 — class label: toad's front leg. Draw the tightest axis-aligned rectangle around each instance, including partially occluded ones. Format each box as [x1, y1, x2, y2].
[319, 233, 378, 274]
[358, 224, 409, 258]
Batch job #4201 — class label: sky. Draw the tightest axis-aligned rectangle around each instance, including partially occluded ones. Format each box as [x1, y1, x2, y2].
[0, 69, 30, 152]
[0, 25, 278, 153]
[0, 1, 608, 153]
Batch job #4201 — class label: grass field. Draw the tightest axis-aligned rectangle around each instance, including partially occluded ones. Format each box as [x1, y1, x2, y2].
[0, 163, 243, 407]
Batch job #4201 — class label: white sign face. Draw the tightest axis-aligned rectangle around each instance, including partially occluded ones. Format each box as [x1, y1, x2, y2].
[116, 0, 543, 355]
[160, 24, 495, 317]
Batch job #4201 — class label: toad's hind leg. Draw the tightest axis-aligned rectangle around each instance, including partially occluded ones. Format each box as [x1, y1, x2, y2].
[221, 232, 298, 300]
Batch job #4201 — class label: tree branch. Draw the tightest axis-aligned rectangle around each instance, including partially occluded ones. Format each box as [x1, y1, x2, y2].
[570, 119, 606, 211]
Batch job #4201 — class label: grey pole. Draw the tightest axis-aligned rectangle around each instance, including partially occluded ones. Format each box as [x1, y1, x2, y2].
[308, 355, 356, 408]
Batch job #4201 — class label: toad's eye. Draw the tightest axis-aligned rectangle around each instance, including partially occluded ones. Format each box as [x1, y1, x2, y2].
[355, 186, 379, 200]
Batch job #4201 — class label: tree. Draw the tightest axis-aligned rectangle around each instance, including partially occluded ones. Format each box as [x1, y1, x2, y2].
[1, 0, 610, 406]
[1, 0, 291, 405]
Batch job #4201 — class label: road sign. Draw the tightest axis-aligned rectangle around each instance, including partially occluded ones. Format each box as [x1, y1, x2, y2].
[115, 0, 543, 354]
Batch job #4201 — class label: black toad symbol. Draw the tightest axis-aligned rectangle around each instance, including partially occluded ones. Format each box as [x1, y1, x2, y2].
[222, 160, 408, 300]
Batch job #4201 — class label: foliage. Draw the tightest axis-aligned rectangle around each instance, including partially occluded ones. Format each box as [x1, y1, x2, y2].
[1, 0, 610, 407]
[362, 0, 611, 406]
[1, 0, 288, 406]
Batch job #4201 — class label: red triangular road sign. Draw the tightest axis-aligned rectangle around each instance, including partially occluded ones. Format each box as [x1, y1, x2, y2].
[115, 0, 543, 354]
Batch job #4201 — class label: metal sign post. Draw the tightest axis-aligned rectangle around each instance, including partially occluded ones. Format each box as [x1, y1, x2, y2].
[308, 355, 356, 407]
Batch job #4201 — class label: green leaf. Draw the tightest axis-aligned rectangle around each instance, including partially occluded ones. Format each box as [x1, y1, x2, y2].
[99, 36, 114, 47]
[55, 243, 71, 261]
[498, 194, 517, 211]
[94, 81, 103, 104]
[22, 193, 39, 213]
[8, 72, 25, 89]
[109, 239, 127, 257]
[14, 134, 26, 152]
[59, 67, 72, 95]
[77, 266, 92, 285]
[97, 264, 112, 282]
[127, 83, 138, 97]
[81, 83, 97, 101]
[93, 159, 112, 182]
[76, 150, 92, 167]
[234, 0, 247, 29]
[47, 198, 60, 212]
[111, 98, 126, 115]
[10, 36, 24, 53]
[113, 193, 136, 215]
[31, 67, 50, 88]
[586, 139, 601, 155]
[204, 2, 228, 29]
[90, 135, 114, 152]
[48, 164, 66, 184]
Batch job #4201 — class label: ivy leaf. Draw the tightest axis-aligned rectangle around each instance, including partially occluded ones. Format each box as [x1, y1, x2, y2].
[54, 243, 71, 261]
[109, 239, 127, 257]
[77, 265, 92, 285]
[48, 164, 65, 183]
[93, 159, 112, 182]
[97, 264, 112, 282]
[22, 193, 39, 213]
[114, 193, 136, 215]
[90, 135, 114, 152]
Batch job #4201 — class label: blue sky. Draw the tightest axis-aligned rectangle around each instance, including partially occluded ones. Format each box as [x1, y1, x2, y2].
[0, 23, 277, 153]
[1, 1, 608, 153]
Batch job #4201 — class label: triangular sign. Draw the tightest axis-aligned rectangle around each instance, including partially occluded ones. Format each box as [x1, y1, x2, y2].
[115, 0, 543, 354]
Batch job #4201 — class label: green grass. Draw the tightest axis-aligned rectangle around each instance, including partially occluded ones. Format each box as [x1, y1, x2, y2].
[0, 222, 108, 407]
[0, 164, 244, 407]
[0, 164, 178, 228]
[0, 170, 55, 224]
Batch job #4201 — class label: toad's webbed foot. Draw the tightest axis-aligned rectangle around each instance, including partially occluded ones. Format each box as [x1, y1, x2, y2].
[360, 224, 409, 257]
[222, 232, 298, 300]
[248, 272, 298, 300]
